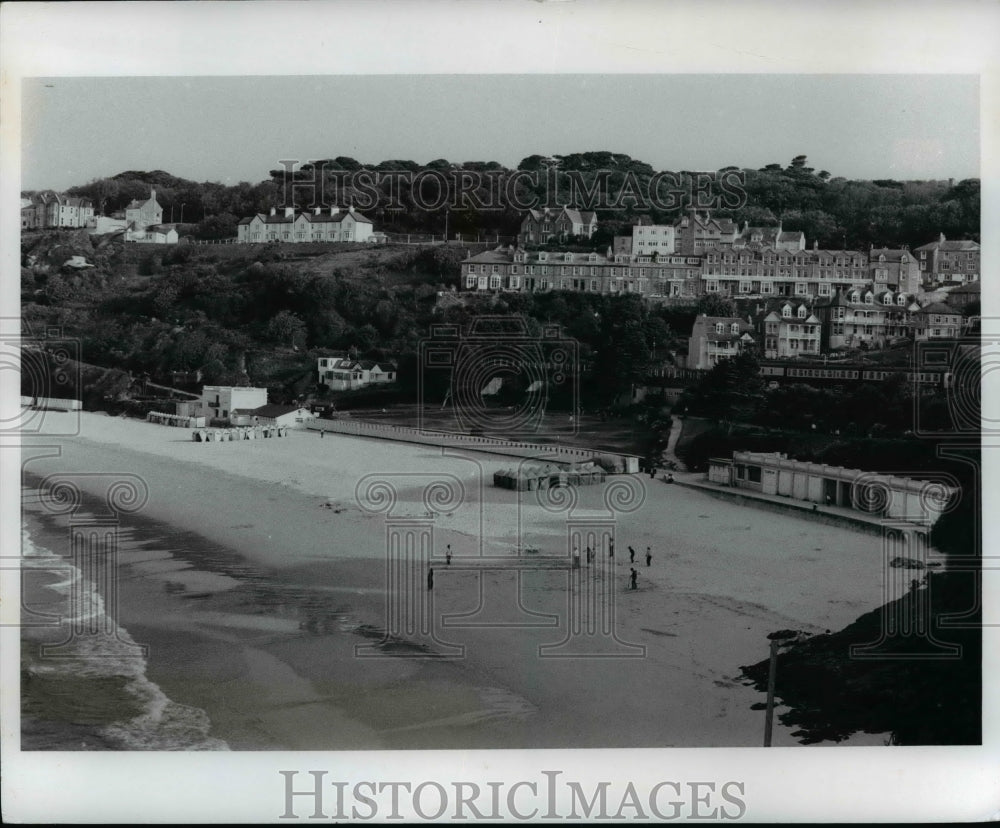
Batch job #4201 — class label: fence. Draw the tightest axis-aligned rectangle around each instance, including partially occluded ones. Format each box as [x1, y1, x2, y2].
[147, 411, 206, 428]
[307, 418, 640, 473]
[20, 396, 81, 411]
[191, 425, 289, 442]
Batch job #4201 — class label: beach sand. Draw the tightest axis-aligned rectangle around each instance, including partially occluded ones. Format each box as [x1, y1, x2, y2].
[20, 411, 896, 748]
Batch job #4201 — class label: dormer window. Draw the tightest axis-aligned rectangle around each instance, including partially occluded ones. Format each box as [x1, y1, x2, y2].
[883, 293, 892, 305]
[865, 292, 874, 305]
[781, 305, 792, 318]
[797, 305, 807, 319]
[851, 291, 860, 303]
[897, 294, 907, 306]
[730, 323, 739, 334]
[539, 253, 547, 262]
[715, 323, 725, 334]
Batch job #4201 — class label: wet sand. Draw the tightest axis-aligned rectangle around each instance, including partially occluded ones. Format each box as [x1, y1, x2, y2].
[20, 411, 895, 748]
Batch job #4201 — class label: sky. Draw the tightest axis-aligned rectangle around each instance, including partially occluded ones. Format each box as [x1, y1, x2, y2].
[20, 74, 980, 192]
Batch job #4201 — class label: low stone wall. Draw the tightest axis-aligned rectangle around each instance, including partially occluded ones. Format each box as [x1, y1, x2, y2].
[308, 418, 640, 472]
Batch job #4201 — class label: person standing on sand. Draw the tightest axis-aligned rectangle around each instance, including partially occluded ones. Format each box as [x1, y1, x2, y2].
[609, 539, 614, 560]
[629, 545, 636, 563]
[427, 568, 434, 591]
[629, 568, 638, 590]
[646, 546, 652, 567]
[585, 546, 592, 565]
[446, 544, 452, 566]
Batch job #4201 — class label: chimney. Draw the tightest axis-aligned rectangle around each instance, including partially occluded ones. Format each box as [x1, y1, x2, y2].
[285, 206, 295, 218]
[313, 207, 321, 215]
[813, 240, 818, 251]
[150, 188, 156, 202]
[939, 232, 946, 243]
[269, 207, 276, 217]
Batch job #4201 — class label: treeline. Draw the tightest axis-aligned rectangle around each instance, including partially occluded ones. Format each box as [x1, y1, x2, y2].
[50, 153, 979, 248]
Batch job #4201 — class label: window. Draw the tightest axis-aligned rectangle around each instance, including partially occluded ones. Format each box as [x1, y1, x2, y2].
[782, 305, 792, 318]
[865, 293, 874, 305]
[731, 323, 739, 334]
[489, 275, 501, 289]
[883, 293, 892, 305]
[466, 275, 477, 288]
[590, 279, 598, 292]
[797, 305, 807, 319]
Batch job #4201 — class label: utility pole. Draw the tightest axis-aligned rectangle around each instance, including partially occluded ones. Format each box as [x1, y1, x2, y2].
[763, 630, 797, 746]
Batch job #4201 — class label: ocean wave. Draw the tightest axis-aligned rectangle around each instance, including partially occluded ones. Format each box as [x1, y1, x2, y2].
[21, 524, 229, 751]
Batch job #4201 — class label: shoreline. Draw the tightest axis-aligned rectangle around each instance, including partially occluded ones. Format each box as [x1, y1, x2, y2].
[19, 411, 896, 748]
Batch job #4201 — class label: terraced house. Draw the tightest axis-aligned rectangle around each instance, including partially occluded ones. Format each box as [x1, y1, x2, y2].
[461, 246, 702, 299]
[236, 206, 374, 243]
[21, 191, 94, 229]
[701, 242, 869, 300]
[813, 288, 921, 350]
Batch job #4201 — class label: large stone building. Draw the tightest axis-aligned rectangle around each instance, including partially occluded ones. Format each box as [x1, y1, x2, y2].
[915, 234, 980, 284]
[518, 207, 598, 245]
[124, 189, 163, 235]
[236, 206, 374, 243]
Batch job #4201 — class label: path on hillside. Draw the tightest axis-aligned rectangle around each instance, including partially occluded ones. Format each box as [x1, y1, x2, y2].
[661, 416, 688, 471]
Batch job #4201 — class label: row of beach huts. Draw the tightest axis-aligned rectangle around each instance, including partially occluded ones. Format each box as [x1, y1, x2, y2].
[191, 425, 290, 442]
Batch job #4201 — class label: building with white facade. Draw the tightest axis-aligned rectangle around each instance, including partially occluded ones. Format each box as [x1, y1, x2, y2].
[236, 206, 374, 243]
[707, 451, 956, 527]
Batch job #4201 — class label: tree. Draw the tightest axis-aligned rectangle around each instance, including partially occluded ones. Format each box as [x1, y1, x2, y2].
[694, 294, 736, 318]
[266, 310, 307, 350]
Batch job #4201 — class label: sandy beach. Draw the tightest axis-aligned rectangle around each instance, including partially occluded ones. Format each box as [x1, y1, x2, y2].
[20, 411, 895, 749]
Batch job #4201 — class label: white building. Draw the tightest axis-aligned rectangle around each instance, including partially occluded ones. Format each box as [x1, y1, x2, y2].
[632, 223, 675, 256]
[236, 206, 374, 244]
[231, 404, 316, 429]
[317, 357, 396, 391]
[194, 386, 269, 421]
[708, 451, 956, 527]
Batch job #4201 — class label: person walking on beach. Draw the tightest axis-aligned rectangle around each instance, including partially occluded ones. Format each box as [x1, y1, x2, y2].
[646, 546, 652, 567]
[585, 546, 592, 565]
[629, 567, 638, 591]
[629, 545, 636, 564]
[446, 544, 452, 566]
[427, 568, 434, 591]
